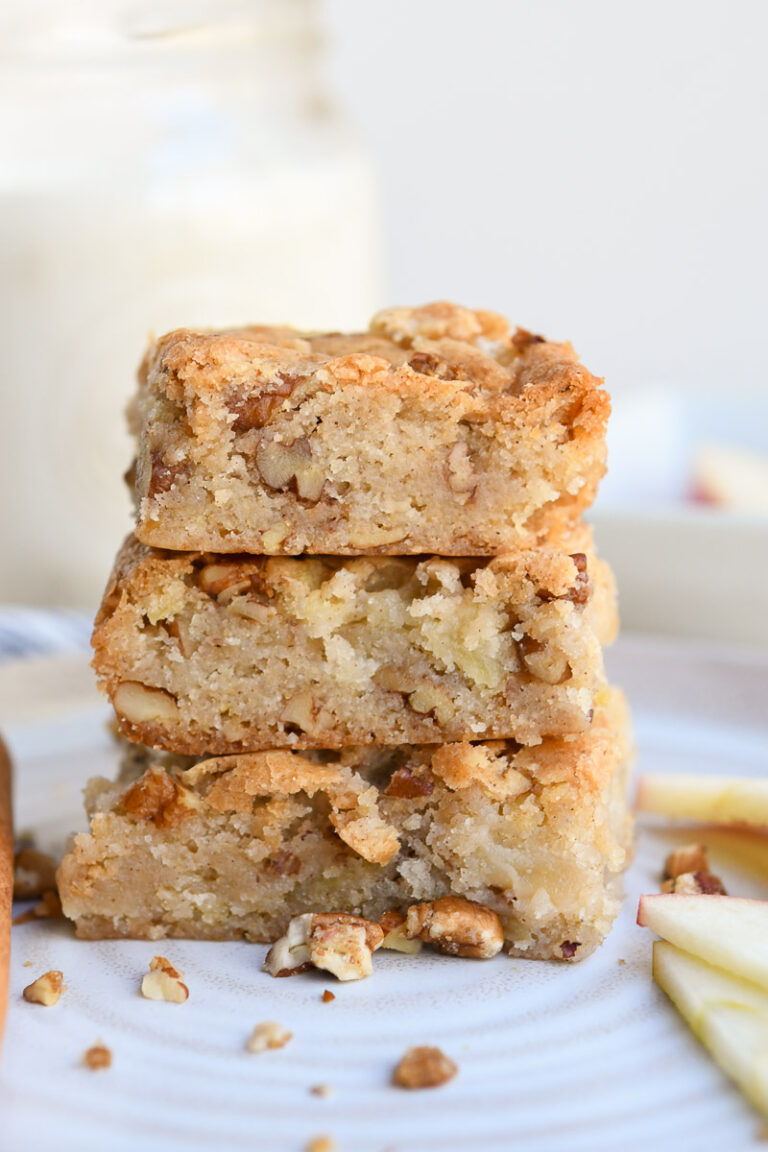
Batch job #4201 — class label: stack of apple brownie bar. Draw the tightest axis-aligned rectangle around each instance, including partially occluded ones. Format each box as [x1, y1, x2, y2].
[58, 301, 632, 970]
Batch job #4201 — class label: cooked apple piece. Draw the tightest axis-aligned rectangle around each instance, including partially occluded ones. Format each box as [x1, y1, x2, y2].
[653, 941, 768, 1117]
[638, 894, 768, 991]
[636, 774, 768, 826]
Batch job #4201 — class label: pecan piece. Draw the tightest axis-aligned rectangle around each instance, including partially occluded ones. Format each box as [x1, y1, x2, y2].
[511, 327, 546, 353]
[147, 452, 186, 498]
[264, 912, 384, 982]
[517, 635, 570, 685]
[393, 1046, 458, 1089]
[408, 352, 466, 380]
[566, 553, 590, 605]
[197, 561, 255, 600]
[663, 844, 710, 880]
[305, 1139, 335, 1152]
[661, 870, 727, 895]
[407, 683, 456, 726]
[446, 441, 476, 499]
[254, 437, 325, 501]
[23, 970, 66, 1006]
[83, 1043, 112, 1070]
[113, 682, 179, 727]
[229, 372, 301, 432]
[405, 897, 504, 959]
[140, 955, 189, 1003]
[378, 911, 422, 954]
[246, 1021, 292, 1053]
[536, 553, 590, 607]
[120, 767, 197, 828]
[384, 765, 434, 799]
[263, 850, 301, 877]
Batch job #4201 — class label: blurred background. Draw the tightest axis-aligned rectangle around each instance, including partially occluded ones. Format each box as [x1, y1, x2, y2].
[1, 0, 766, 653]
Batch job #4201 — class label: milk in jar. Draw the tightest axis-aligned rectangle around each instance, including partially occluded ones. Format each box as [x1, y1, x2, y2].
[0, 0, 380, 607]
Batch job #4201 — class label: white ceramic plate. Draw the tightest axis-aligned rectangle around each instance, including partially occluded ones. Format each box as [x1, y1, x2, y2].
[2, 635, 768, 1152]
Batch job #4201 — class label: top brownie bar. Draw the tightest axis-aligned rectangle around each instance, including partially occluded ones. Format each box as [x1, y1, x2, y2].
[131, 302, 610, 555]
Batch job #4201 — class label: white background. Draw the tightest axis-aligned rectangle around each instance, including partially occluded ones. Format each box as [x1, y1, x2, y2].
[324, 0, 768, 395]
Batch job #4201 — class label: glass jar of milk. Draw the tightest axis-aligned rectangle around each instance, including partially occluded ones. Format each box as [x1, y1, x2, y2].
[0, 0, 380, 609]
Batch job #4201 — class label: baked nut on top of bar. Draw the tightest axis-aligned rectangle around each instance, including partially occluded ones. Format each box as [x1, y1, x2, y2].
[131, 302, 610, 555]
[92, 529, 616, 755]
[56, 690, 632, 961]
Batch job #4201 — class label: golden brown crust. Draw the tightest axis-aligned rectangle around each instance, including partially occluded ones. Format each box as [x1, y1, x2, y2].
[147, 302, 600, 406]
[132, 302, 609, 555]
[183, 751, 344, 805]
[145, 754, 399, 866]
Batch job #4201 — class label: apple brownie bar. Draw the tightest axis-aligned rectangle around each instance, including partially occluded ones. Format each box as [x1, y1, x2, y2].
[57, 691, 632, 961]
[131, 302, 610, 555]
[93, 531, 617, 754]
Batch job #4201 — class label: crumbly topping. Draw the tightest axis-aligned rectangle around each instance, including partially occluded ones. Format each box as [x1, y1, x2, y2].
[186, 750, 344, 811]
[371, 301, 509, 349]
[393, 1046, 458, 1089]
[186, 756, 400, 865]
[189, 750, 332, 798]
[327, 779, 400, 865]
[148, 303, 594, 413]
[430, 741, 529, 800]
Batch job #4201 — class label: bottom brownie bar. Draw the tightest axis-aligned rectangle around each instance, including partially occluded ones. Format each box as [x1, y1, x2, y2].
[57, 690, 632, 961]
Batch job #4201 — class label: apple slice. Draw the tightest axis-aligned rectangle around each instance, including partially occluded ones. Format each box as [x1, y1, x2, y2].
[653, 939, 768, 1020]
[653, 941, 768, 1116]
[638, 894, 768, 991]
[636, 773, 768, 826]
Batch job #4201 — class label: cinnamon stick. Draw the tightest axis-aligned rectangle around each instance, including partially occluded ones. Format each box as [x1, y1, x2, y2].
[0, 735, 12, 1047]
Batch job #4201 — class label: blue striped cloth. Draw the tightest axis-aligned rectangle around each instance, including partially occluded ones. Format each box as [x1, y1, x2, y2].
[0, 609, 91, 664]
